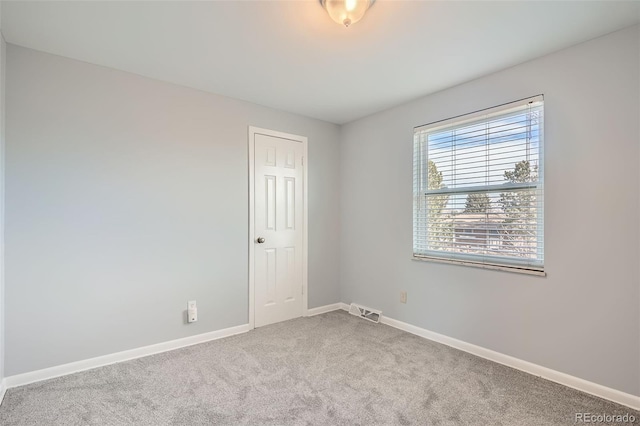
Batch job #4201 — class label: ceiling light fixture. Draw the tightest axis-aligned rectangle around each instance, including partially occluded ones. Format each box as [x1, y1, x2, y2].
[319, 0, 375, 28]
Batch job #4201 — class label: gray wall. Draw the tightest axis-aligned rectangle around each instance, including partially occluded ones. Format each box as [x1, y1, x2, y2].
[5, 45, 341, 376]
[0, 4, 5, 386]
[4, 24, 639, 399]
[339, 25, 640, 396]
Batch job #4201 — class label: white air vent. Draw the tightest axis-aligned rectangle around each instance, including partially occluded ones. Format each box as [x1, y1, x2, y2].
[348, 303, 381, 323]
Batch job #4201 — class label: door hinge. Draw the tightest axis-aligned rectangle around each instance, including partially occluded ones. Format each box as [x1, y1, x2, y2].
[301, 156, 304, 167]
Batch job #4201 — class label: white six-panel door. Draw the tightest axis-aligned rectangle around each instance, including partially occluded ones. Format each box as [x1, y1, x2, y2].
[250, 128, 306, 328]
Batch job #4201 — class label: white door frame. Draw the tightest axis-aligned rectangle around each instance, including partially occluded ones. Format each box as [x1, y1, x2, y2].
[248, 126, 308, 330]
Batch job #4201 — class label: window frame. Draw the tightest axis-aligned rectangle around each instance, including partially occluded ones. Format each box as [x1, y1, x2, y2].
[412, 95, 545, 276]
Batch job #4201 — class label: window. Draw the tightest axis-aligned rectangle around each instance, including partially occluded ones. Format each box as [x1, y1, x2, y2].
[413, 96, 544, 275]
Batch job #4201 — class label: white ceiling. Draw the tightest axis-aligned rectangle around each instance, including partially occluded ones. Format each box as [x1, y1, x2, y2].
[3, 1, 639, 124]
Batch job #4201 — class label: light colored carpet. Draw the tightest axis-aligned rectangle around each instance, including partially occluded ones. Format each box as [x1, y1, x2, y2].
[0, 310, 637, 425]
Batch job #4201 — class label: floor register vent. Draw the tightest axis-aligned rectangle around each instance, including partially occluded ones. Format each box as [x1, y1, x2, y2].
[348, 303, 381, 323]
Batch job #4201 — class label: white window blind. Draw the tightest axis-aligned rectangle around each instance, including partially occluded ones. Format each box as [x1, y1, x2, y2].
[413, 95, 544, 274]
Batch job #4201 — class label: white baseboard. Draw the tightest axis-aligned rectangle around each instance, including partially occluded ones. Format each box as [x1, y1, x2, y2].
[4, 304, 638, 411]
[0, 378, 7, 406]
[6, 304, 351, 390]
[379, 314, 640, 411]
[5, 323, 250, 389]
[306, 302, 348, 316]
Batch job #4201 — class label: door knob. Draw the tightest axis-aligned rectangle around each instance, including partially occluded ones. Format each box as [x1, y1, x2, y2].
[256, 237, 265, 244]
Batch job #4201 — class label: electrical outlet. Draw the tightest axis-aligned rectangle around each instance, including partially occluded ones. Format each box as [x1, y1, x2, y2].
[187, 300, 198, 323]
[400, 291, 407, 304]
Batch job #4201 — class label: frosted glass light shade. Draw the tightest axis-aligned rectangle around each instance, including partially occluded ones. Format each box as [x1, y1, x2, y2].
[320, 0, 375, 27]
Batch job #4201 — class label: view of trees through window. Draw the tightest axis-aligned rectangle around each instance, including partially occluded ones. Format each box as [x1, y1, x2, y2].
[413, 97, 544, 269]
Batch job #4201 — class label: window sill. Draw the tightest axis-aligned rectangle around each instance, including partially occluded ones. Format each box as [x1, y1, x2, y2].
[412, 255, 546, 277]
